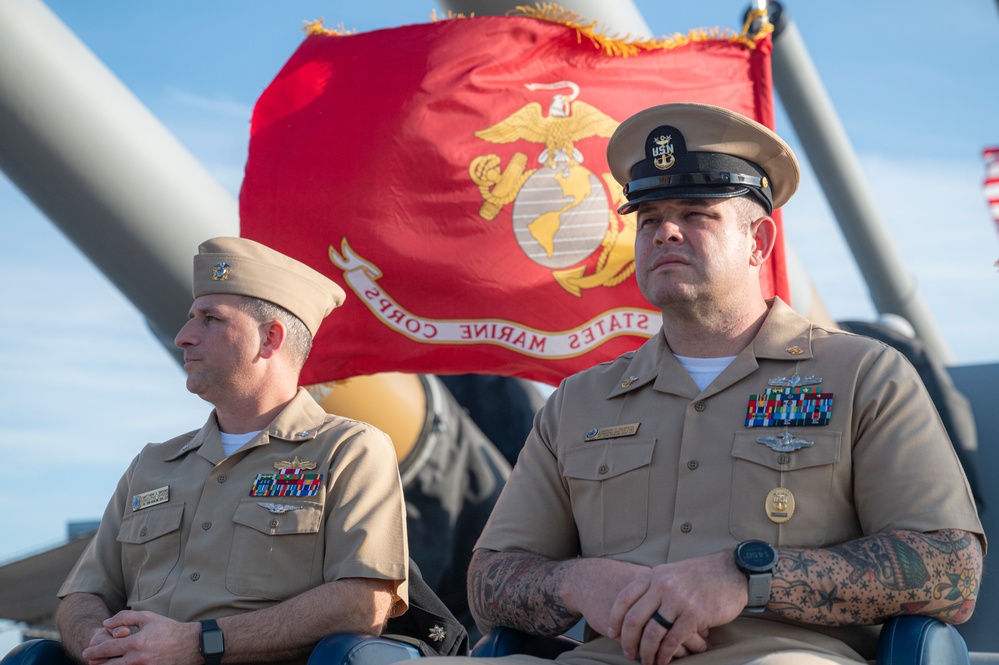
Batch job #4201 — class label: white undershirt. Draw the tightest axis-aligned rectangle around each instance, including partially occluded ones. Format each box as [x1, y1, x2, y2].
[674, 354, 737, 392]
[220, 430, 261, 457]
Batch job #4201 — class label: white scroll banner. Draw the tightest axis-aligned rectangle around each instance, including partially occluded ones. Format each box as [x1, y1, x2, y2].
[329, 238, 661, 360]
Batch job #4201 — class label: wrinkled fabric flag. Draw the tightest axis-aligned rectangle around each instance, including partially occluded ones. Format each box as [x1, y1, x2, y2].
[241, 12, 786, 386]
[984, 147, 999, 239]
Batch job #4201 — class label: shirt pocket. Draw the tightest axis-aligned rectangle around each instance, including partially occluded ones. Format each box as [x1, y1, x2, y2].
[729, 431, 843, 545]
[562, 438, 656, 556]
[226, 498, 324, 599]
[117, 503, 184, 601]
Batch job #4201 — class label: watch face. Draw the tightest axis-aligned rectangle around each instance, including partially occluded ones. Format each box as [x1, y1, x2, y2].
[737, 540, 777, 572]
[201, 630, 225, 655]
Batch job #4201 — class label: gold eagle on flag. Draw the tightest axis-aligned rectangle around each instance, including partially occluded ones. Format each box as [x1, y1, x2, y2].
[469, 82, 635, 296]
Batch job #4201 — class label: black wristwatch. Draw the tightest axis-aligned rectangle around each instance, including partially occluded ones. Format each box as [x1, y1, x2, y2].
[734, 540, 778, 612]
[199, 619, 225, 665]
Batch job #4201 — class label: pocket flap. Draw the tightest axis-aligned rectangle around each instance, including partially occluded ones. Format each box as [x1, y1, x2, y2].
[732, 431, 842, 471]
[233, 499, 323, 535]
[563, 438, 656, 481]
[118, 503, 184, 544]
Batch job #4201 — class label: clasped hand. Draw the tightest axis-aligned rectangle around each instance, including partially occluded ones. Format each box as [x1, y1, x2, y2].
[81, 611, 201, 665]
[601, 550, 748, 665]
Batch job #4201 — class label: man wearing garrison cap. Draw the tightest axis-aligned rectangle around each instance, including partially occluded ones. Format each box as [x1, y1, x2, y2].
[55, 238, 409, 665]
[449, 104, 984, 664]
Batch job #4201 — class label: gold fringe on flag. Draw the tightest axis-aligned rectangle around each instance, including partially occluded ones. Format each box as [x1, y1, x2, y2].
[510, 3, 773, 55]
[304, 20, 355, 37]
[306, 4, 773, 54]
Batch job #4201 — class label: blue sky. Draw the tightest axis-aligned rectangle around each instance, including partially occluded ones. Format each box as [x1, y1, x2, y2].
[1, 0, 997, 648]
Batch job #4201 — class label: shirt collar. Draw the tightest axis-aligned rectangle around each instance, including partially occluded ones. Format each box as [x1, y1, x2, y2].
[606, 297, 813, 400]
[164, 388, 330, 462]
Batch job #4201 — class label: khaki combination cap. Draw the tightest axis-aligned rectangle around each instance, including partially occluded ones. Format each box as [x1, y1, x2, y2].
[193, 237, 346, 337]
[607, 102, 799, 215]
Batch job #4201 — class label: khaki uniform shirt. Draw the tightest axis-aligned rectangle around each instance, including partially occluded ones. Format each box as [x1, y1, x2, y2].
[59, 388, 408, 621]
[476, 298, 983, 661]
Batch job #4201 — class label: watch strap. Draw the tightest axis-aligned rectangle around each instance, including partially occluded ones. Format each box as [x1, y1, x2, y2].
[734, 540, 777, 612]
[745, 571, 772, 612]
[199, 619, 224, 665]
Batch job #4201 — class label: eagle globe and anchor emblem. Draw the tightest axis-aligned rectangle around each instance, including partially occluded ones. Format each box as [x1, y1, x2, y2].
[468, 82, 634, 296]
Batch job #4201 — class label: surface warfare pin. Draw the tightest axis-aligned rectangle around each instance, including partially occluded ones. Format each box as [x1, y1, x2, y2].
[274, 456, 317, 470]
[132, 486, 169, 511]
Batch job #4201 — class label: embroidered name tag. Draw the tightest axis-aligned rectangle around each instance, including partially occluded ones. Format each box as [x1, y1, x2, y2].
[132, 486, 169, 511]
[584, 423, 641, 441]
[745, 387, 833, 427]
[250, 471, 323, 497]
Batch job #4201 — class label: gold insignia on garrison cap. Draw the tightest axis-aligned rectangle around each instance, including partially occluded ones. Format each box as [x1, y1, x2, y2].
[192, 237, 347, 337]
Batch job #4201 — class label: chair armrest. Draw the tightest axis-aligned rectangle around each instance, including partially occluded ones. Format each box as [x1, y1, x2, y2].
[307, 632, 421, 665]
[877, 615, 970, 665]
[1, 640, 75, 665]
[471, 626, 581, 659]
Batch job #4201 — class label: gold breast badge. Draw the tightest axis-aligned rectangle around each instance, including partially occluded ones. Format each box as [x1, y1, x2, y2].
[766, 487, 795, 524]
[274, 456, 317, 470]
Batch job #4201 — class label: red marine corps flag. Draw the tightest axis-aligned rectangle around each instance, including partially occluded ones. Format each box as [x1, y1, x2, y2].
[984, 147, 999, 269]
[241, 8, 787, 386]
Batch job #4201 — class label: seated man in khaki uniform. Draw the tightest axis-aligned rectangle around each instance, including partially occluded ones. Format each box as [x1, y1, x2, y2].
[56, 237, 408, 664]
[433, 103, 985, 665]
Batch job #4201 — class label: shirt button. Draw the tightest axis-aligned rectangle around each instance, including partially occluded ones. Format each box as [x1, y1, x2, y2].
[686, 460, 699, 470]
[138, 527, 147, 537]
[190, 572, 200, 581]
[598, 465, 609, 475]
[694, 402, 707, 412]
[680, 522, 693, 533]
[217, 475, 227, 484]
[202, 522, 212, 530]
[778, 453, 790, 465]
[270, 519, 279, 528]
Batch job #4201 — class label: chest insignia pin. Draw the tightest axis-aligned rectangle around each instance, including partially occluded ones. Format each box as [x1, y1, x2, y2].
[766, 487, 795, 524]
[275, 455, 317, 470]
[429, 625, 446, 642]
[756, 433, 814, 453]
[258, 502, 301, 514]
[768, 373, 821, 388]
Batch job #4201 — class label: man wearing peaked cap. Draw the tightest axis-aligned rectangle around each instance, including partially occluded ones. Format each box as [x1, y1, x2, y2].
[55, 237, 410, 664]
[606, 102, 799, 216]
[436, 103, 984, 665]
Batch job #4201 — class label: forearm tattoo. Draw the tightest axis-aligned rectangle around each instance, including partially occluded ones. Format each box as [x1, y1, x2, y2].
[770, 529, 982, 625]
[468, 550, 578, 635]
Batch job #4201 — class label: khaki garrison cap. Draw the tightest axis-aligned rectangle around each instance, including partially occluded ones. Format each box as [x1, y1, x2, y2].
[193, 237, 346, 337]
[607, 102, 799, 215]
